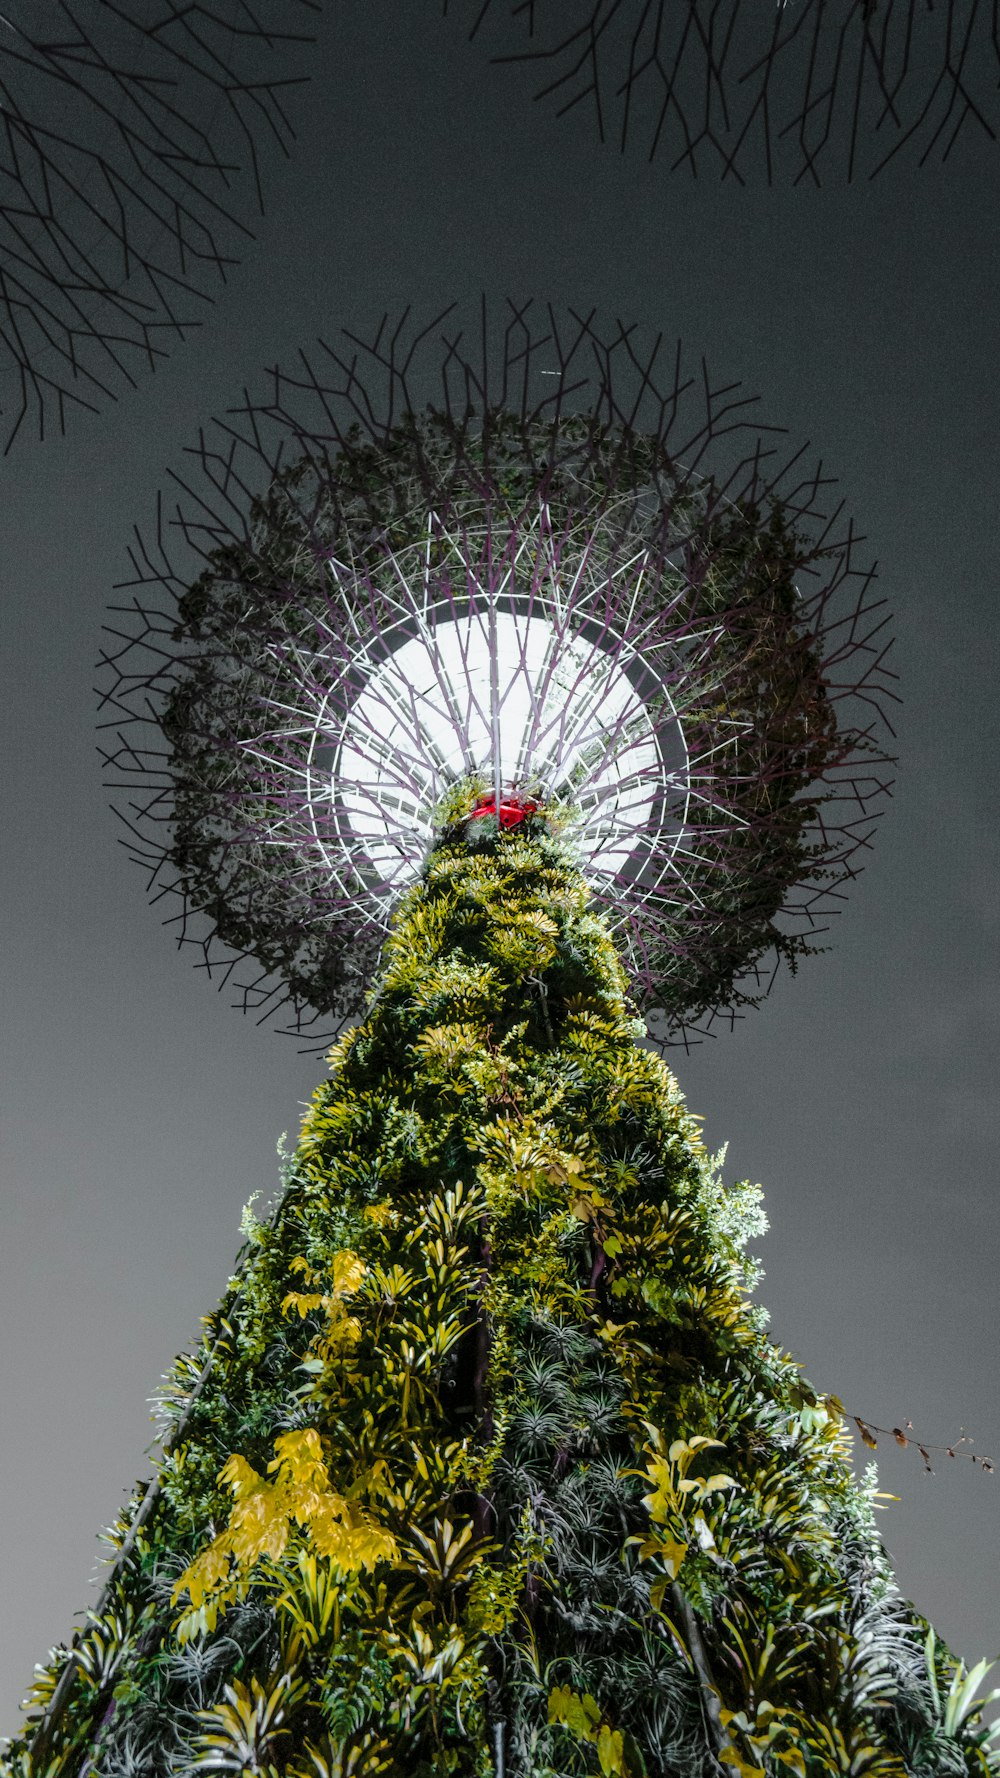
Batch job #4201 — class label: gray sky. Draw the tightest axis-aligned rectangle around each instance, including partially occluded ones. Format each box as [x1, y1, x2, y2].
[1, 0, 998, 1735]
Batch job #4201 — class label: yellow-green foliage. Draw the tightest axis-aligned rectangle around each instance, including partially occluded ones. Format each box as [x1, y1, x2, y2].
[548, 1686, 629, 1776]
[8, 826, 997, 1778]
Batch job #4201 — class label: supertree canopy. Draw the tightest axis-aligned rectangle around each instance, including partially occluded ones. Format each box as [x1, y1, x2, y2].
[441, 0, 1000, 183]
[98, 299, 894, 1045]
[11, 302, 999, 1778]
[0, 0, 316, 450]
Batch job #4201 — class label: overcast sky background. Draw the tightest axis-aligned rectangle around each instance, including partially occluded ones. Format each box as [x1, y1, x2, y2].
[2, 0, 999, 1735]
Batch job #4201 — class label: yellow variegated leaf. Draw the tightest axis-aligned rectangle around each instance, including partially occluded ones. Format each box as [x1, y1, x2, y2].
[313, 1307, 363, 1362]
[218, 1453, 265, 1499]
[654, 1533, 688, 1579]
[270, 1430, 330, 1505]
[229, 1488, 289, 1565]
[597, 1724, 626, 1776]
[172, 1534, 232, 1608]
[719, 1752, 766, 1778]
[330, 1251, 365, 1296]
[548, 1685, 602, 1738]
[282, 1290, 326, 1319]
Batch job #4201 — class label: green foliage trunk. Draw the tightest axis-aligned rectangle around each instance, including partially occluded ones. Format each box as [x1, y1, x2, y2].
[7, 823, 995, 1778]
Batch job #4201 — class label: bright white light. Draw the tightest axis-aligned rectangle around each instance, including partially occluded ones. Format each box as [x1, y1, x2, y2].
[326, 603, 678, 889]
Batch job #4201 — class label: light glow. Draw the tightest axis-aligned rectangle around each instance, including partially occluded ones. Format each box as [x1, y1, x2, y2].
[328, 604, 682, 889]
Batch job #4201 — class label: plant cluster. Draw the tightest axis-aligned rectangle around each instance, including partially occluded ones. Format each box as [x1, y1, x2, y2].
[7, 823, 992, 1777]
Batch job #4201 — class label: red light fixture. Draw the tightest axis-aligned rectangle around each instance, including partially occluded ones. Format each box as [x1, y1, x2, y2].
[468, 794, 539, 829]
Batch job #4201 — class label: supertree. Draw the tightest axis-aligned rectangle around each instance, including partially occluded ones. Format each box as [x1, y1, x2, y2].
[440, 0, 1000, 183]
[0, 0, 317, 452]
[7, 299, 997, 1778]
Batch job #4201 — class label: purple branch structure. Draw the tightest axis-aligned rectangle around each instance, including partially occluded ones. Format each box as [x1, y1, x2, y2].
[0, 0, 317, 450]
[441, 0, 1000, 183]
[96, 297, 897, 1045]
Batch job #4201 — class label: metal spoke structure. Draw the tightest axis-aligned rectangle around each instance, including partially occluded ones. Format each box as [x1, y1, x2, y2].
[268, 504, 691, 904]
[0, 0, 317, 450]
[97, 297, 897, 1044]
[441, 0, 1000, 182]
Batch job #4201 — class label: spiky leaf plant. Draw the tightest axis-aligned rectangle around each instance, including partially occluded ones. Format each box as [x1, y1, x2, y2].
[7, 816, 997, 1777]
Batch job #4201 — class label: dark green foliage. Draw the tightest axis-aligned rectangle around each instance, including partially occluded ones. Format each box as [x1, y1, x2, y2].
[6, 825, 995, 1777]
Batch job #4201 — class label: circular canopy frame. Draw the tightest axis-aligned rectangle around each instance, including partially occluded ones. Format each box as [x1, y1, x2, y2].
[98, 298, 897, 1042]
